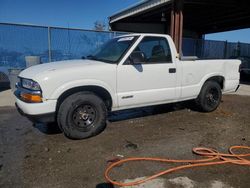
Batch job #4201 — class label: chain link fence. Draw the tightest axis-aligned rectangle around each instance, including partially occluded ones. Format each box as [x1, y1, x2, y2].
[182, 38, 250, 59]
[0, 23, 125, 69]
[1, 22, 250, 69]
[0, 23, 126, 88]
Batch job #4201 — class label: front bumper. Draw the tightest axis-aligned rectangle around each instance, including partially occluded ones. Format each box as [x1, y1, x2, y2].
[15, 102, 55, 123]
[14, 83, 57, 123]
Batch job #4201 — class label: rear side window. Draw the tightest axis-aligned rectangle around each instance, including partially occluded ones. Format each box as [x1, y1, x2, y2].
[134, 36, 172, 64]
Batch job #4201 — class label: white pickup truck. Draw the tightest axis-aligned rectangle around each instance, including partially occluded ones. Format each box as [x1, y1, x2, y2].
[15, 34, 240, 139]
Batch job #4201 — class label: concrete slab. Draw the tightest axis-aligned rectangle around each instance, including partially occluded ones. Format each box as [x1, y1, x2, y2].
[234, 84, 250, 96]
[123, 177, 166, 188]
[124, 176, 234, 188]
[0, 89, 15, 107]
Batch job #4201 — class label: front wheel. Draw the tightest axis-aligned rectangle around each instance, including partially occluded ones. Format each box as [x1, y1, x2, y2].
[195, 81, 222, 112]
[57, 91, 107, 139]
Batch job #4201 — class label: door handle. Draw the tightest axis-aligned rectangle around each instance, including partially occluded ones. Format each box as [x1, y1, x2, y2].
[169, 68, 176, 73]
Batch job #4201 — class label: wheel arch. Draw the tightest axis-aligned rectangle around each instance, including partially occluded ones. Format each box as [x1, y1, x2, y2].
[205, 75, 225, 90]
[56, 85, 113, 112]
[197, 75, 225, 97]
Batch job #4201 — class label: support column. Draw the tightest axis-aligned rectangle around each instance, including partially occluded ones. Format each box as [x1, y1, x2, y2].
[48, 26, 52, 62]
[170, 0, 184, 55]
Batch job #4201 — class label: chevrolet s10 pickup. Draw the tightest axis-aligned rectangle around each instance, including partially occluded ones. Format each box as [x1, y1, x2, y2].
[14, 34, 241, 139]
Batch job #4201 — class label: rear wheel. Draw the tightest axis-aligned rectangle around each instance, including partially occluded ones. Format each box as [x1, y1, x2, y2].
[195, 81, 222, 112]
[57, 91, 107, 139]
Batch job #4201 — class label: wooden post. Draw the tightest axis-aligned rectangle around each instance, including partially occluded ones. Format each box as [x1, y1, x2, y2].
[170, 0, 184, 55]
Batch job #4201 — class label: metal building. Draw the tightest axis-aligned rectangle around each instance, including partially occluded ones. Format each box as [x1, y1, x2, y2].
[109, 0, 250, 53]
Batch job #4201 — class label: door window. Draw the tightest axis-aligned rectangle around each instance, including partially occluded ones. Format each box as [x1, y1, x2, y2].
[130, 36, 172, 64]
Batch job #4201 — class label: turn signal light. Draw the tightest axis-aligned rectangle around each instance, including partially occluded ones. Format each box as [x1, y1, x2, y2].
[20, 93, 42, 103]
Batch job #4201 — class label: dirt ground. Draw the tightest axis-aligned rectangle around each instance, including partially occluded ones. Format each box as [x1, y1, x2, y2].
[0, 95, 250, 188]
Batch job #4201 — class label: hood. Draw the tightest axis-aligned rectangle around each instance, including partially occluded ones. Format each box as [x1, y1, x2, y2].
[18, 59, 117, 100]
[19, 59, 109, 79]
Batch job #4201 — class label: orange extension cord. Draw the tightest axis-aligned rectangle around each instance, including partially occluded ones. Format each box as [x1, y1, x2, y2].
[105, 146, 250, 187]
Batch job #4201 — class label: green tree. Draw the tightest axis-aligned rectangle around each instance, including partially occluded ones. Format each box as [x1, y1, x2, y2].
[93, 21, 106, 31]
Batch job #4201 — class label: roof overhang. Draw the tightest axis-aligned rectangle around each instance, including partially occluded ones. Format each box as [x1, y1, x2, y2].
[109, 0, 250, 35]
[110, 0, 172, 24]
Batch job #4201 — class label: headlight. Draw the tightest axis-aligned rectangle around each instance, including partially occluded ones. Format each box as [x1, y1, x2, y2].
[21, 78, 41, 91]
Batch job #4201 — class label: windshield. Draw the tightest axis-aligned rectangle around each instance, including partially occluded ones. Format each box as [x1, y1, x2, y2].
[88, 36, 138, 63]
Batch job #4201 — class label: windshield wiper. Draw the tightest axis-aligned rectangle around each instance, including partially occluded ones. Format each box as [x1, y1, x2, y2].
[85, 55, 115, 64]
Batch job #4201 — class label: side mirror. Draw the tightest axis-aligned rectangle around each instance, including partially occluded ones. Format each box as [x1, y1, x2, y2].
[129, 51, 145, 64]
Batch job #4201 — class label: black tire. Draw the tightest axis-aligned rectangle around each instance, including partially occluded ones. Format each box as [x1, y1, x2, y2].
[57, 91, 107, 139]
[195, 81, 222, 112]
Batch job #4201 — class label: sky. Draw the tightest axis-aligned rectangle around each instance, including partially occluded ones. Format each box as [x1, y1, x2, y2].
[0, 0, 139, 29]
[1, 0, 250, 43]
[205, 29, 250, 43]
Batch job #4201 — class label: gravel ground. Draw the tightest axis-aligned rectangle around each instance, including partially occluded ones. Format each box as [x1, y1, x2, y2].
[0, 94, 250, 188]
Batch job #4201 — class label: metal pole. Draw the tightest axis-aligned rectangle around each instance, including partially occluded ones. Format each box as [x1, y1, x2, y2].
[178, 10, 183, 55]
[224, 40, 228, 58]
[48, 26, 52, 62]
[238, 41, 241, 57]
[170, 2, 174, 38]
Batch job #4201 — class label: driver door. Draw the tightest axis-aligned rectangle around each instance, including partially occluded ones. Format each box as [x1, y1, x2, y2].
[117, 36, 177, 109]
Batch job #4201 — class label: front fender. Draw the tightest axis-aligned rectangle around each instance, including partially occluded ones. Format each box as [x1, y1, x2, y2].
[49, 79, 118, 108]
